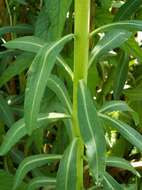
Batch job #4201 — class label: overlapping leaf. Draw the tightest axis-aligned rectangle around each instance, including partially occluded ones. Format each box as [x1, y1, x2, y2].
[78, 80, 106, 183]
[56, 138, 80, 190]
[100, 114, 142, 152]
[0, 112, 69, 156]
[24, 34, 74, 134]
[89, 30, 132, 67]
[13, 154, 62, 190]
[27, 177, 56, 190]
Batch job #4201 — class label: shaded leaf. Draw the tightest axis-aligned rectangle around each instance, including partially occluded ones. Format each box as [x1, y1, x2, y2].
[13, 154, 62, 190]
[27, 176, 56, 190]
[0, 112, 69, 156]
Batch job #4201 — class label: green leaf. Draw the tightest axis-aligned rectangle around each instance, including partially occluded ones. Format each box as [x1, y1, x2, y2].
[100, 114, 142, 152]
[123, 87, 142, 101]
[99, 100, 139, 125]
[0, 170, 27, 190]
[56, 138, 79, 190]
[78, 80, 106, 183]
[3, 36, 45, 53]
[114, 0, 142, 21]
[0, 95, 15, 127]
[122, 38, 142, 62]
[47, 75, 72, 114]
[0, 25, 33, 36]
[24, 34, 74, 135]
[113, 51, 129, 99]
[89, 30, 132, 67]
[90, 20, 142, 37]
[99, 100, 135, 113]
[0, 52, 34, 87]
[57, 56, 73, 81]
[103, 172, 124, 190]
[35, 0, 73, 41]
[106, 156, 140, 176]
[0, 112, 69, 156]
[13, 154, 62, 190]
[27, 177, 56, 190]
[3, 36, 73, 80]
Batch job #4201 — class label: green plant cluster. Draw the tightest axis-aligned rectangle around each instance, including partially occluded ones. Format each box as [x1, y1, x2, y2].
[0, 0, 142, 189]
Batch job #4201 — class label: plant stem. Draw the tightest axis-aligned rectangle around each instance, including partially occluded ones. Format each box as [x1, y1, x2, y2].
[73, 0, 90, 136]
[73, 1, 90, 189]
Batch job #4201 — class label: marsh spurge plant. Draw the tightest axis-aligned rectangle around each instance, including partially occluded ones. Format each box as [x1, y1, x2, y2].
[1, 0, 142, 189]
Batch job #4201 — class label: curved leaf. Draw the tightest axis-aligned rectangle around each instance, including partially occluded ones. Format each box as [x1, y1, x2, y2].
[56, 138, 80, 190]
[3, 36, 73, 80]
[114, 0, 142, 21]
[27, 177, 56, 190]
[89, 30, 132, 67]
[24, 34, 74, 135]
[47, 75, 72, 114]
[0, 25, 33, 36]
[0, 53, 34, 87]
[13, 154, 62, 190]
[106, 156, 140, 176]
[0, 112, 69, 156]
[90, 20, 142, 37]
[35, 0, 73, 41]
[78, 80, 106, 183]
[103, 172, 124, 190]
[99, 101, 134, 113]
[3, 36, 44, 53]
[100, 114, 142, 152]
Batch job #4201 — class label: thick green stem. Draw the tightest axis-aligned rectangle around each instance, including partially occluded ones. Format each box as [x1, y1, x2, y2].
[73, 1, 90, 189]
[73, 1, 90, 136]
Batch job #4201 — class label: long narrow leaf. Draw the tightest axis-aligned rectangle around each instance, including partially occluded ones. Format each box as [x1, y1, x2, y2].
[78, 80, 106, 183]
[47, 75, 72, 114]
[90, 20, 142, 37]
[103, 172, 124, 190]
[100, 114, 142, 152]
[114, 0, 142, 21]
[0, 53, 34, 87]
[106, 156, 140, 176]
[0, 112, 69, 156]
[89, 30, 131, 67]
[24, 34, 74, 134]
[56, 138, 79, 190]
[27, 177, 56, 190]
[0, 25, 33, 36]
[13, 154, 62, 190]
